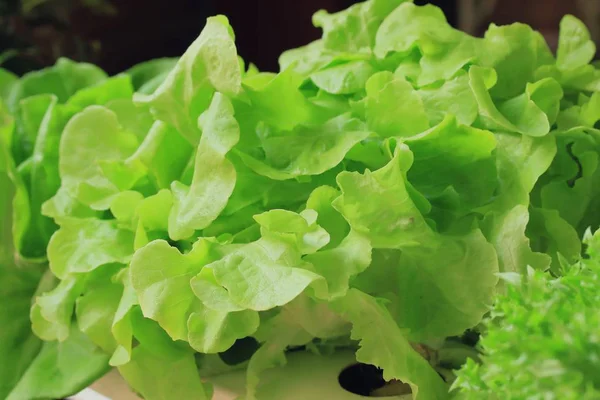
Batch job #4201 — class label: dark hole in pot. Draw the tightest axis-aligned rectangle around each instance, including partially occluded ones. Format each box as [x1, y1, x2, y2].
[338, 363, 412, 397]
[218, 337, 260, 365]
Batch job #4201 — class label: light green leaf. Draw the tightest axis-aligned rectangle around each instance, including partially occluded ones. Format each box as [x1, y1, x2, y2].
[556, 15, 596, 72]
[305, 230, 371, 298]
[109, 269, 138, 366]
[279, 40, 326, 75]
[403, 115, 497, 209]
[41, 186, 99, 222]
[110, 190, 144, 225]
[469, 66, 554, 137]
[332, 289, 448, 400]
[316, 0, 409, 54]
[16, 58, 107, 105]
[130, 239, 218, 340]
[66, 74, 133, 110]
[130, 121, 193, 189]
[364, 71, 429, 137]
[190, 268, 246, 312]
[76, 266, 123, 353]
[7, 326, 109, 400]
[482, 205, 551, 276]
[418, 71, 478, 126]
[47, 218, 134, 279]
[134, 16, 241, 145]
[18, 74, 140, 258]
[207, 240, 326, 311]
[310, 61, 376, 94]
[104, 98, 154, 142]
[282, 294, 351, 339]
[375, 2, 448, 57]
[496, 79, 562, 135]
[394, 229, 498, 340]
[187, 306, 259, 353]
[119, 344, 210, 400]
[253, 208, 330, 254]
[0, 68, 19, 111]
[31, 274, 84, 341]
[333, 146, 435, 248]
[482, 23, 554, 99]
[168, 93, 239, 240]
[237, 113, 370, 180]
[58, 106, 140, 209]
[137, 189, 173, 232]
[103, 120, 193, 192]
[243, 68, 312, 131]
[539, 130, 600, 231]
[305, 185, 349, 249]
[245, 311, 310, 400]
[528, 207, 581, 274]
[485, 132, 556, 214]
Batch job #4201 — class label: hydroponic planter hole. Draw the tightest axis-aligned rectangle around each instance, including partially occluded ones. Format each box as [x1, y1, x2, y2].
[338, 363, 412, 397]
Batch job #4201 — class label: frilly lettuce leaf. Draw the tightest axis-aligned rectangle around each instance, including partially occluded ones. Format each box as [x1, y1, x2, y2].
[168, 93, 239, 240]
[58, 106, 140, 209]
[310, 61, 376, 95]
[453, 229, 600, 398]
[363, 71, 429, 137]
[130, 239, 215, 341]
[118, 313, 211, 400]
[134, 16, 242, 145]
[243, 68, 313, 131]
[236, 113, 370, 180]
[332, 289, 448, 399]
[47, 218, 134, 279]
[314, 0, 409, 54]
[556, 15, 597, 72]
[333, 145, 435, 248]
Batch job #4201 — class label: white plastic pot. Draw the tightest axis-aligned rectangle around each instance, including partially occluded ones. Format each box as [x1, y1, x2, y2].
[74, 350, 411, 400]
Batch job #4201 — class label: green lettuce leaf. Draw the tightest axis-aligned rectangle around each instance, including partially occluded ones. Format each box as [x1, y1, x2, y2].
[315, 0, 408, 54]
[332, 289, 448, 399]
[47, 218, 134, 279]
[118, 313, 211, 400]
[7, 326, 109, 400]
[556, 15, 597, 72]
[134, 16, 241, 145]
[363, 71, 429, 137]
[58, 106, 140, 209]
[236, 113, 370, 180]
[130, 239, 215, 341]
[168, 93, 239, 240]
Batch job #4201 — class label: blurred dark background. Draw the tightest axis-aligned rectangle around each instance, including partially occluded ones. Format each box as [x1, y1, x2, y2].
[0, 0, 598, 76]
